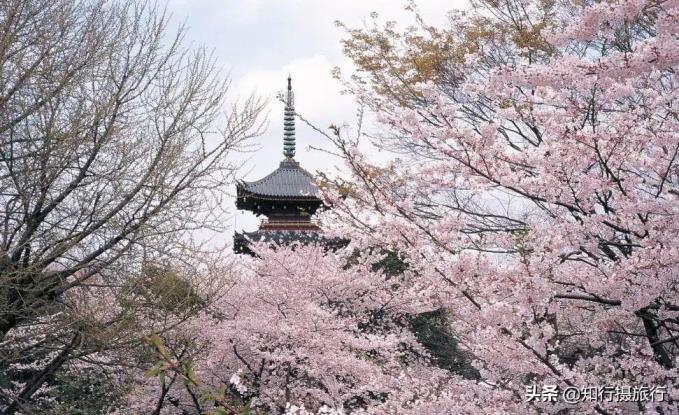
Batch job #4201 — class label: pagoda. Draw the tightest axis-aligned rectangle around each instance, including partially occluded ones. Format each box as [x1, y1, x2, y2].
[234, 76, 327, 254]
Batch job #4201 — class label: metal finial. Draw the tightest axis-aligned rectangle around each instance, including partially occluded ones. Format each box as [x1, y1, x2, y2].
[283, 76, 295, 159]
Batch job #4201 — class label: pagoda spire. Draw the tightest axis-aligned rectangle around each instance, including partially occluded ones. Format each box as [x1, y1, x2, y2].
[283, 75, 296, 159]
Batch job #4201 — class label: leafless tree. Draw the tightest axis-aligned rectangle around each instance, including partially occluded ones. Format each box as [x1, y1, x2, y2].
[0, 0, 264, 411]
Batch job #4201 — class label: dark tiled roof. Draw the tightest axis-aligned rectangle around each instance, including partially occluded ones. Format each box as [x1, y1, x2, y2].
[238, 159, 319, 199]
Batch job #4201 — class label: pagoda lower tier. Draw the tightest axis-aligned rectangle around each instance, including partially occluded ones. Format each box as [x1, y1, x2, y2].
[234, 159, 340, 254]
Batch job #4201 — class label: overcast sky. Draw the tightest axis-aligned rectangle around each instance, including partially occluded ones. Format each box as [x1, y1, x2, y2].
[166, 0, 466, 240]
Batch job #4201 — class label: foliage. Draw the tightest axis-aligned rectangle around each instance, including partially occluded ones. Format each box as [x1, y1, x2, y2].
[134, 265, 206, 315]
[408, 310, 479, 380]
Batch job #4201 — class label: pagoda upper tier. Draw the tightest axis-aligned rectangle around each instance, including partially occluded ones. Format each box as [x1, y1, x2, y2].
[234, 76, 331, 254]
[235, 158, 322, 231]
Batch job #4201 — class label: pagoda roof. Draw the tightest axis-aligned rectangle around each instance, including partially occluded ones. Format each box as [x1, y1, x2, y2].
[237, 159, 319, 200]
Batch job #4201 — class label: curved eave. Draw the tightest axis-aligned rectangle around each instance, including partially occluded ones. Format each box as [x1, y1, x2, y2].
[236, 182, 321, 201]
[236, 159, 319, 197]
[236, 186, 324, 214]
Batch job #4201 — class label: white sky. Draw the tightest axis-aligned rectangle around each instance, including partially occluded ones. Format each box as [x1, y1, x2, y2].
[166, 0, 467, 242]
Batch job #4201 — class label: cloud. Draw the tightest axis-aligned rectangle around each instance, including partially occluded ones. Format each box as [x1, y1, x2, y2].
[167, 0, 469, 238]
[224, 0, 462, 28]
[236, 55, 353, 120]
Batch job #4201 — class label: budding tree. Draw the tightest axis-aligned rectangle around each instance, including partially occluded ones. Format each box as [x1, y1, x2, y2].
[0, 0, 263, 412]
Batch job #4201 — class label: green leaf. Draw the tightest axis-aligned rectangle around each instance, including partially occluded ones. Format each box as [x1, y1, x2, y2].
[240, 403, 254, 415]
[144, 364, 163, 378]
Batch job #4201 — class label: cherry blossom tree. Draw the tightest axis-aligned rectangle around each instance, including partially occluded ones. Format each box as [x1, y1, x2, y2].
[124, 0, 679, 414]
[316, 0, 679, 413]
[128, 244, 462, 414]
